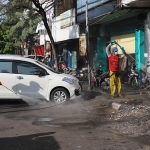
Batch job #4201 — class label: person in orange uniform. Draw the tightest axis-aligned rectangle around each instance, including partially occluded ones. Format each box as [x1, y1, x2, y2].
[106, 41, 125, 98]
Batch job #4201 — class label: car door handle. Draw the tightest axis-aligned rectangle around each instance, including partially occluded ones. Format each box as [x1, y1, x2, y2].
[17, 76, 23, 79]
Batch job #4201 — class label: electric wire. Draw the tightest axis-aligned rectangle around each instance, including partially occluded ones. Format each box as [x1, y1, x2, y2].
[89, 8, 118, 25]
[77, 1, 150, 26]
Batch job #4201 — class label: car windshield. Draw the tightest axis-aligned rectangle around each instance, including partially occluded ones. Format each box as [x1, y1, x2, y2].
[36, 61, 61, 74]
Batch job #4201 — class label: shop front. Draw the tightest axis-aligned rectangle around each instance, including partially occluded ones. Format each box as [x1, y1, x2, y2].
[90, 9, 149, 71]
[55, 39, 79, 69]
[52, 8, 80, 69]
[105, 16, 145, 70]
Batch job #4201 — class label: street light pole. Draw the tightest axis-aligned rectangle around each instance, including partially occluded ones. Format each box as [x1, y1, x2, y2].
[85, 0, 92, 91]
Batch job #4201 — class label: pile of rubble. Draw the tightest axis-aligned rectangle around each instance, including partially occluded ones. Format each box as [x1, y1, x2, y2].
[105, 100, 150, 136]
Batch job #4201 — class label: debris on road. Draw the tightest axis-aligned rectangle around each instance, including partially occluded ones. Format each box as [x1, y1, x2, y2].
[111, 102, 121, 110]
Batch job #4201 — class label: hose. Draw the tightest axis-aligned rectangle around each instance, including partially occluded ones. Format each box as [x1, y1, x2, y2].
[2, 84, 17, 95]
[115, 41, 135, 61]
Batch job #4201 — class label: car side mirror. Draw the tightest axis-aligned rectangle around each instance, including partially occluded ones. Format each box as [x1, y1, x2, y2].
[34, 71, 45, 76]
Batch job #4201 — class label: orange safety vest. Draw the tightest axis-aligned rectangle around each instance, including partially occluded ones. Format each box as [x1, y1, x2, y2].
[108, 54, 120, 72]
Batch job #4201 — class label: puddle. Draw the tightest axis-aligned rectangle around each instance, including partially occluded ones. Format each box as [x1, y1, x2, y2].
[39, 124, 62, 127]
[37, 118, 54, 122]
[32, 117, 62, 128]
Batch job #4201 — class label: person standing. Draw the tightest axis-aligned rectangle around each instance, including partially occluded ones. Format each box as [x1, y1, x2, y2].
[106, 41, 126, 98]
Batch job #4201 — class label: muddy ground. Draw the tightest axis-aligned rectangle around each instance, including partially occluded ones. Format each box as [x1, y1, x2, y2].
[0, 83, 150, 150]
[78, 83, 150, 150]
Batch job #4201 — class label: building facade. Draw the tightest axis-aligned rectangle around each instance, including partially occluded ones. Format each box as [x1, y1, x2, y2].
[36, 0, 80, 69]
[76, 0, 150, 72]
[53, 0, 80, 69]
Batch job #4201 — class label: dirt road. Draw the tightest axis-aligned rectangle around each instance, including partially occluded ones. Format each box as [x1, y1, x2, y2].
[0, 84, 150, 150]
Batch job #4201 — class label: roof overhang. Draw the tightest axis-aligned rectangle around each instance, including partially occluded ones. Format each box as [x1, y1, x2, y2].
[88, 8, 150, 25]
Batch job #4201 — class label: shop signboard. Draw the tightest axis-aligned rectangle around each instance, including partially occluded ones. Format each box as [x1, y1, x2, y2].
[79, 34, 86, 56]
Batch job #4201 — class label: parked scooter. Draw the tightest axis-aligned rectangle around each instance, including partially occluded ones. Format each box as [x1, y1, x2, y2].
[58, 61, 77, 77]
[91, 66, 103, 87]
[99, 71, 110, 91]
[127, 61, 141, 89]
[76, 67, 88, 80]
[140, 71, 150, 89]
[139, 61, 150, 90]
[92, 66, 110, 91]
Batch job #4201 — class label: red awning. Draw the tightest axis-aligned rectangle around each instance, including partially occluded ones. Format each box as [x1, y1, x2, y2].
[34, 45, 44, 56]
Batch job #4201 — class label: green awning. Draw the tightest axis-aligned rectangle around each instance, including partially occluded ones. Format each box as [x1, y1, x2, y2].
[88, 8, 150, 25]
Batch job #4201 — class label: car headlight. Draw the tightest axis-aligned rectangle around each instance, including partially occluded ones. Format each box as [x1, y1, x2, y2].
[62, 77, 78, 85]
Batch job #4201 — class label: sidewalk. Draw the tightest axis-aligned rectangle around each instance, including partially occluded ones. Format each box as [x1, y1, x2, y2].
[80, 81, 150, 107]
[79, 81, 150, 146]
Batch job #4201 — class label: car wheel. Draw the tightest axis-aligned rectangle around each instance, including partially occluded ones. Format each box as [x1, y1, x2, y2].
[51, 88, 69, 104]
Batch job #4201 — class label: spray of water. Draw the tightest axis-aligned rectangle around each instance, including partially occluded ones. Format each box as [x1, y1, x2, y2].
[18, 94, 46, 106]
[1, 84, 49, 106]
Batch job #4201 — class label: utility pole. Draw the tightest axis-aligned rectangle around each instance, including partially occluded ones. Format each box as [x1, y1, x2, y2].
[145, 12, 150, 73]
[85, 0, 92, 91]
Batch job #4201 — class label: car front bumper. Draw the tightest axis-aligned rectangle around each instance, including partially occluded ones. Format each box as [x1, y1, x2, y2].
[69, 84, 82, 100]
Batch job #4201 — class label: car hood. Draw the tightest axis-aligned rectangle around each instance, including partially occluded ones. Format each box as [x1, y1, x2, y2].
[58, 73, 79, 80]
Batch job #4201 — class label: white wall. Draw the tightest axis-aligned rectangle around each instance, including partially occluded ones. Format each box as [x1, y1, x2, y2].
[111, 33, 135, 54]
[40, 34, 50, 45]
[38, 8, 79, 45]
[39, 17, 79, 45]
[52, 16, 79, 42]
[121, 0, 136, 4]
[52, 8, 79, 42]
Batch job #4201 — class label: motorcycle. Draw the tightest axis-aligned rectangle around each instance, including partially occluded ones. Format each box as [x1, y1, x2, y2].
[91, 66, 103, 87]
[76, 67, 88, 80]
[127, 62, 142, 89]
[58, 61, 77, 77]
[99, 71, 110, 91]
[92, 66, 110, 91]
[140, 71, 150, 89]
[139, 61, 150, 90]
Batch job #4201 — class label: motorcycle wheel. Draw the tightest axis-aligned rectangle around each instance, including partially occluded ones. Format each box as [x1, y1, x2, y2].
[131, 77, 142, 89]
[142, 80, 150, 89]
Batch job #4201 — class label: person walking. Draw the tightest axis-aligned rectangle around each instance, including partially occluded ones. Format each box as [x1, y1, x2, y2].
[106, 41, 126, 98]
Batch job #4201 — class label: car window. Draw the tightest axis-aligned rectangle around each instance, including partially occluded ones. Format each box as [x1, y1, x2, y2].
[36, 61, 61, 74]
[16, 61, 46, 75]
[0, 61, 12, 73]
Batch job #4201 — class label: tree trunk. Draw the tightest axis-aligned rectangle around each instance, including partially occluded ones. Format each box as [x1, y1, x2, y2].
[34, 48, 37, 60]
[43, 19, 58, 71]
[21, 43, 25, 56]
[31, 0, 59, 71]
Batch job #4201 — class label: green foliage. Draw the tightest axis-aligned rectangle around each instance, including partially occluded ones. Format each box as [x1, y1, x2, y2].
[0, 0, 41, 53]
[0, 19, 16, 54]
[0, 0, 62, 70]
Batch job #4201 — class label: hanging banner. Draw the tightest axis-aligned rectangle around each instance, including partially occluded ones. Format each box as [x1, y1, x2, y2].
[34, 45, 44, 56]
[79, 34, 86, 56]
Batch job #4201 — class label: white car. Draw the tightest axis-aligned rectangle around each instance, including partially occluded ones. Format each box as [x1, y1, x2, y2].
[0, 55, 81, 103]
